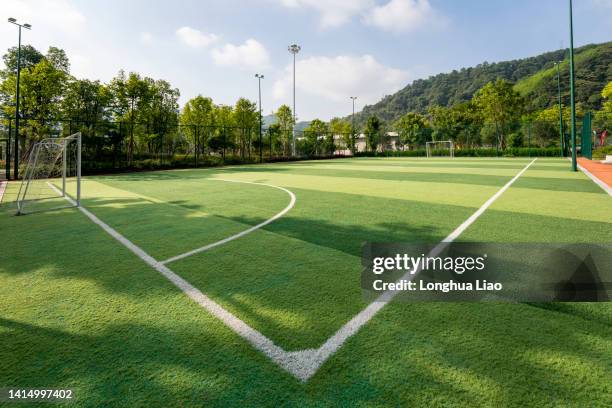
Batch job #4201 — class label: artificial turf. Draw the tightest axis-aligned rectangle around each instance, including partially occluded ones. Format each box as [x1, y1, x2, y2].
[1, 157, 610, 406]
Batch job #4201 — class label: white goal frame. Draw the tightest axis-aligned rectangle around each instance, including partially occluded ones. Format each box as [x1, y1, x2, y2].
[426, 140, 454, 158]
[16, 132, 81, 215]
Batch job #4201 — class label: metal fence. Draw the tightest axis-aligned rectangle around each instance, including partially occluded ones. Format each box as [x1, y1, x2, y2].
[0, 113, 609, 179]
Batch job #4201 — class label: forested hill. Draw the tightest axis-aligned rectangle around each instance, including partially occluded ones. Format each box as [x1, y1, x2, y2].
[352, 41, 612, 126]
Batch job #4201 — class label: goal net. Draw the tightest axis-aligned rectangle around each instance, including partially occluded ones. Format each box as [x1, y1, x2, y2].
[16, 133, 81, 215]
[426, 140, 454, 158]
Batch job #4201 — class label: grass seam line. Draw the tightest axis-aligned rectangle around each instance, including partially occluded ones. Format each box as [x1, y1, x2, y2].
[160, 179, 296, 264]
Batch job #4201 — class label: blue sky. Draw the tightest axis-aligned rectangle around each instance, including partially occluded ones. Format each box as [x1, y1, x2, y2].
[1, 0, 611, 121]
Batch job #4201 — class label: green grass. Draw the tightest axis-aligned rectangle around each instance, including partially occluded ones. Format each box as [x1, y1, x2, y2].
[1, 157, 611, 406]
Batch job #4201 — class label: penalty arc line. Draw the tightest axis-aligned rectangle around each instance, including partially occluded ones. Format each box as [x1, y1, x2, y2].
[161, 179, 296, 265]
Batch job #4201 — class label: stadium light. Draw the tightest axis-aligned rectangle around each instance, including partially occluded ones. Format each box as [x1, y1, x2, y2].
[288, 44, 301, 156]
[255, 74, 264, 163]
[568, 0, 577, 171]
[7, 17, 32, 180]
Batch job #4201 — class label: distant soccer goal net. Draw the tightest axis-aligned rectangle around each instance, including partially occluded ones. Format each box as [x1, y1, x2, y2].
[16, 133, 81, 215]
[426, 140, 455, 158]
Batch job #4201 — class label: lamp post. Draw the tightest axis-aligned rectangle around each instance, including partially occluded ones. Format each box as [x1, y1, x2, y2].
[7, 18, 31, 180]
[288, 44, 301, 156]
[350, 96, 357, 155]
[554, 62, 565, 157]
[568, 0, 577, 171]
[255, 74, 264, 163]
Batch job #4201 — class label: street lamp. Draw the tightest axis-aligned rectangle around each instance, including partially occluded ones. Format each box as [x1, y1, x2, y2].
[568, 0, 577, 171]
[288, 44, 301, 156]
[350, 96, 357, 155]
[7, 17, 32, 180]
[255, 74, 264, 163]
[554, 62, 565, 157]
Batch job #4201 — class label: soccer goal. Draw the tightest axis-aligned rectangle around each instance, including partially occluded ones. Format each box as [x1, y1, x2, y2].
[16, 133, 81, 215]
[426, 140, 454, 158]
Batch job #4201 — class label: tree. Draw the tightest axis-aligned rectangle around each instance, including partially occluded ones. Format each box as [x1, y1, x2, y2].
[364, 116, 382, 152]
[213, 104, 235, 157]
[275, 104, 294, 156]
[1, 45, 44, 74]
[303, 119, 329, 156]
[394, 112, 428, 150]
[233, 98, 257, 158]
[595, 81, 612, 130]
[181, 95, 215, 154]
[330, 118, 352, 153]
[473, 79, 524, 149]
[109, 71, 152, 164]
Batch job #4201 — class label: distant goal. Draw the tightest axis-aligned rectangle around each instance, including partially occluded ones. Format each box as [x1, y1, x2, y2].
[16, 133, 81, 215]
[426, 140, 454, 158]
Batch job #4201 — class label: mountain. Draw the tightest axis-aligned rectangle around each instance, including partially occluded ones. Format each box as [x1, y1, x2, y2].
[351, 41, 612, 127]
[263, 113, 310, 131]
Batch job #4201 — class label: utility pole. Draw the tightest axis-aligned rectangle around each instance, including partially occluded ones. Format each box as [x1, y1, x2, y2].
[288, 44, 301, 156]
[8, 18, 31, 180]
[255, 74, 264, 163]
[568, 0, 577, 171]
[350, 96, 357, 155]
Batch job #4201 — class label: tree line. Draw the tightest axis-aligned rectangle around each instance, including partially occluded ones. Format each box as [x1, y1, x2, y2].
[1, 44, 610, 172]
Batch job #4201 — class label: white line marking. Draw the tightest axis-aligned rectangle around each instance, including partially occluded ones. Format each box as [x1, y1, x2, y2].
[0, 180, 6, 203]
[47, 182, 314, 380]
[161, 179, 297, 264]
[575, 161, 612, 196]
[286, 158, 539, 380]
[48, 159, 535, 382]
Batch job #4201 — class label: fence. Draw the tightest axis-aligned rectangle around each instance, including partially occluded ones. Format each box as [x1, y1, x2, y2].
[0, 114, 609, 179]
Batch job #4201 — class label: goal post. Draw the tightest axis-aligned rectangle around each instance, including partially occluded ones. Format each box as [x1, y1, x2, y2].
[16, 132, 81, 215]
[426, 140, 454, 158]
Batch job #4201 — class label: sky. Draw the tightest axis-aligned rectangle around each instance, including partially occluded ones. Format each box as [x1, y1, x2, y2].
[1, 0, 611, 121]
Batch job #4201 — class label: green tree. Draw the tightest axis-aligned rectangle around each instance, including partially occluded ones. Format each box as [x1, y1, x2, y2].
[180, 95, 214, 154]
[233, 98, 257, 158]
[473, 79, 524, 148]
[595, 81, 612, 130]
[330, 118, 352, 153]
[394, 112, 428, 150]
[303, 119, 329, 156]
[275, 104, 294, 156]
[364, 116, 382, 152]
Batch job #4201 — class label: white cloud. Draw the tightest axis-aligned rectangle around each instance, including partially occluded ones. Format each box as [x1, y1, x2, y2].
[278, 0, 374, 28]
[363, 0, 441, 33]
[273, 54, 409, 107]
[276, 0, 443, 31]
[176, 26, 218, 48]
[1, 0, 86, 33]
[211, 39, 270, 69]
[139, 32, 154, 44]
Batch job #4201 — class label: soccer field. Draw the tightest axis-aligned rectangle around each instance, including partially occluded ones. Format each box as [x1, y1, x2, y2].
[1, 157, 611, 406]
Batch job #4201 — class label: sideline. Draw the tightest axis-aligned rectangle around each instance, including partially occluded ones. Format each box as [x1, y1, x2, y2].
[575, 158, 612, 196]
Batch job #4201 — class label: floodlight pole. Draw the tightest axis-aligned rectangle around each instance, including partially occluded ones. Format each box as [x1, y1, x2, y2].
[288, 44, 301, 157]
[568, 0, 577, 171]
[350, 97, 357, 155]
[255, 74, 264, 163]
[8, 18, 31, 180]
